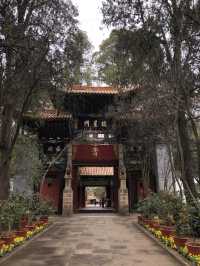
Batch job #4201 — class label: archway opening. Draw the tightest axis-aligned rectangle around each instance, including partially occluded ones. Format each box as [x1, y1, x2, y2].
[76, 166, 118, 212]
[85, 186, 107, 208]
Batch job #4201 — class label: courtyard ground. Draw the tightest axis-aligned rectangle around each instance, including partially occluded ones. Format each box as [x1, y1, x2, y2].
[0, 214, 183, 266]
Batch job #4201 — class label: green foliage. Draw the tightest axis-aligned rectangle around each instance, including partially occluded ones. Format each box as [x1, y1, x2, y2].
[30, 195, 55, 216]
[0, 194, 55, 232]
[188, 206, 200, 237]
[176, 222, 191, 237]
[101, 0, 200, 202]
[100, 0, 200, 201]
[137, 192, 200, 236]
[94, 29, 163, 85]
[63, 30, 92, 85]
[0, 194, 28, 231]
[137, 193, 161, 219]
[137, 192, 184, 224]
[174, 205, 191, 236]
[0, 0, 81, 107]
[0, 0, 92, 199]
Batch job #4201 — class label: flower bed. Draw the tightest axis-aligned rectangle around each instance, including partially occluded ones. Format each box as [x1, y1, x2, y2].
[139, 217, 200, 266]
[0, 221, 49, 258]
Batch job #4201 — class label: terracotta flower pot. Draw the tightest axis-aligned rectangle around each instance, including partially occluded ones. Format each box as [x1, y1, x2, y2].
[187, 242, 200, 255]
[148, 220, 155, 227]
[160, 226, 175, 237]
[143, 219, 153, 226]
[1, 235, 14, 245]
[14, 230, 27, 237]
[20, 227, 29, 234]
[25, 225, 35, 230]
[138, 216, 143, 224]
[174, 236, 188, 248]
[152, 223, 160, 230]
[0, 240, 5, 248]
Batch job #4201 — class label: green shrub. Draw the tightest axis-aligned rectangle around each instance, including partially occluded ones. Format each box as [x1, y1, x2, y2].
[0, 194, 29, 231]
[137, 192, 185, 225]
[32, 197, 55, 216]
[137, 193, 160, 218]
[188, 206, 200, 237]
[0, 193, 55, 232]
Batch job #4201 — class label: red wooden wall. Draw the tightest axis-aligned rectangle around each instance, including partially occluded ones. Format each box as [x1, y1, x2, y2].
[40, 174, 62, 212]
[72, 144, 118, 163]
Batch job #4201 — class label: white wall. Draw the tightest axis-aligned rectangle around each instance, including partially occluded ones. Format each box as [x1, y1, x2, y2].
[156, 144, 173, 191]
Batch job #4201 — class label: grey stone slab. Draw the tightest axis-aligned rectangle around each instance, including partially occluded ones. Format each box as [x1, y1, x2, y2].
[0, 214, 183, 266]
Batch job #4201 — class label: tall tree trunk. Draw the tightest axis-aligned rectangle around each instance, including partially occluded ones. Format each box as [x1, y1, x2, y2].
[177, 109, 197, 201]
[0, 159, 10, 200]
[0, 105, 13, 200]
[187, 112, 200, 185]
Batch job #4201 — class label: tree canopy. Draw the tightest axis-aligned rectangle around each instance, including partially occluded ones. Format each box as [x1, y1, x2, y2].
[101, 0, 200, 201]
[94, 28, 164, 85]
[0, 0, 91, 199]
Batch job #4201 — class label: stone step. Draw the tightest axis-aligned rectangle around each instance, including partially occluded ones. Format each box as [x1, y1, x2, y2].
[78, 207, 115, 213]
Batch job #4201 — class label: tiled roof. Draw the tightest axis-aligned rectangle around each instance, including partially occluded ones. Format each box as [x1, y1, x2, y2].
[79, 166, 114, 176]
[39, 110, 71, 120]
[67, 85, 118, 95]
[25, 109, 71, 121]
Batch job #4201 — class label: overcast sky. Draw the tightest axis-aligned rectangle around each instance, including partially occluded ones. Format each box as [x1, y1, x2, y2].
[72, 0, 111, 51]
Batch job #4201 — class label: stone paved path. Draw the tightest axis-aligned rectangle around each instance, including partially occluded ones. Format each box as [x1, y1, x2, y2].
[0, 214, 182, 266]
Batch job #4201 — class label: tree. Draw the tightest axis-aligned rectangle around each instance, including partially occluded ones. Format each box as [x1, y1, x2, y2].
[63, 30, 92, 85]
[94, 29, 164, 85]
[101, 0, 200, 200]
[0, 0, 88, 199]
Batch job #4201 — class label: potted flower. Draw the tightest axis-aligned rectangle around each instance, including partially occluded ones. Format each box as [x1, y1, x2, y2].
[14, 230, 28, 238]
[186, 206, 200, 256]
[151, 216, 160, 230]
[25, 224, 35, 230]
[173, 208, 191, 249]
[0, 200, 16, 243]
[174, 224, 190, 248]
[0, 235, 14, 245]
[159, 213, 176, 237]
[0, 240, 5, 249]
[37, 199, 55, 223]
[160, 226, 176, 237]
[30, 195, 55, 225]
[136, 195, 160, 227]
[187, 242, 200, 256]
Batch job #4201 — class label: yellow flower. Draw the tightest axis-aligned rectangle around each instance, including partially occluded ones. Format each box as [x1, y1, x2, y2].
[14, 237, 25, 245]
[2, 244, 10, 252]
[154, 230, 162, 238]
[26, 231, 34, 238]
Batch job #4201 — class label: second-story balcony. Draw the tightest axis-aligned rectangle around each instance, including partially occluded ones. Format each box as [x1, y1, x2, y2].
[73, 129, 116, 143]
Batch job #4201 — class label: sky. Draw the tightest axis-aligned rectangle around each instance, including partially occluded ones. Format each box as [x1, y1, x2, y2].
[72, 0, 111, 51]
